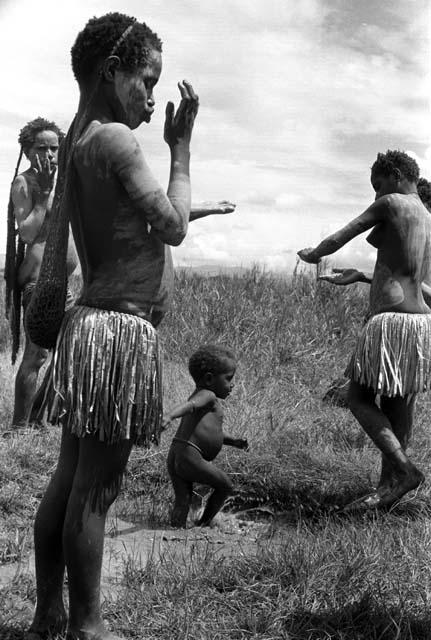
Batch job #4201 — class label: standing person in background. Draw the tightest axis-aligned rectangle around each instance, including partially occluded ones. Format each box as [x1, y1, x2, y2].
[4, 118, 78, 432]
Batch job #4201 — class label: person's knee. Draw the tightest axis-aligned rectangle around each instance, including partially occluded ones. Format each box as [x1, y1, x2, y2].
[216, 474, 233, 496]
[21, 342, 49, 371]
[347, 381, 371, 413]
[74, 472, 123, 514]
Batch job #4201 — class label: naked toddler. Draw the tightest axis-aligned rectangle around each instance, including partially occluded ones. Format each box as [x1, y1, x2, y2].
[163, 345, 248, 527]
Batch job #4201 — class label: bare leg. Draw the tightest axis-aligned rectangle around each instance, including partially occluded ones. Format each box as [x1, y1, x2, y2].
[28, 427, 79, 637]
[197, 474, 232, 527]
[348, 381, 423, 506]
[172, 446, 233, 526]
[29, 365, 52, 424]
[65, 435, 133, 639]
[377, 394, 417, 494]
[12, 335, 48, 427]
[167, 448, 193, 527]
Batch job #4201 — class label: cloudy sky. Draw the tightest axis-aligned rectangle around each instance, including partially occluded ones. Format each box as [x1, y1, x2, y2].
[0, 0, 429, 272]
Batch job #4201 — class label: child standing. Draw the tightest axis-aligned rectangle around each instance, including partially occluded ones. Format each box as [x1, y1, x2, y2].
[163, 345, 248, 527]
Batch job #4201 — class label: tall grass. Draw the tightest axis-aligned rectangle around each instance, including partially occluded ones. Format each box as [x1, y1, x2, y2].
[2, 266, 431, 639]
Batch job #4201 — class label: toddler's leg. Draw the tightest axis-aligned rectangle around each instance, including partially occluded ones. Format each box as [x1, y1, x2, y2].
[170, 475, 193, 527]
[181, 456, 233, 526]
[64, 434, 133, 640]
[28, 427, 79, 638]
[168, 446, 193, 527]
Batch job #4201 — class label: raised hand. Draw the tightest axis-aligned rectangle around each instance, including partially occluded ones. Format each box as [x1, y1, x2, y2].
[297, 247, 320, 264]
[318, 268, 364, 285]
[164, 80, 199, 147]
[34, 154, 56, 194]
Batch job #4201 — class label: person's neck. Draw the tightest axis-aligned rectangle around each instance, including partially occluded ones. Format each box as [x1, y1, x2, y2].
[398, 180, 418, 195]
[76, 81, 117, 125]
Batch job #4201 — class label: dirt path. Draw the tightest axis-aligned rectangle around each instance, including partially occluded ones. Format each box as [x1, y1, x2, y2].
[0, 512, 269, 621]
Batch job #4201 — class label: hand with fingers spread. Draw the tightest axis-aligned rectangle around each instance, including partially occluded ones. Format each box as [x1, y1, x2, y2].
[34, 154, 56, 195]
[164, 80, 199, 147]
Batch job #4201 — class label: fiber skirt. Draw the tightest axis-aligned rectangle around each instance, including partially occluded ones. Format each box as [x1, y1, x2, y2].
[346, 311, 431, 397]
[39, 305, 162, 445]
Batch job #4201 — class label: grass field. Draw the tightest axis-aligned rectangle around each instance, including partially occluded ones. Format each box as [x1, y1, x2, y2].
[1, 266, 431, 639]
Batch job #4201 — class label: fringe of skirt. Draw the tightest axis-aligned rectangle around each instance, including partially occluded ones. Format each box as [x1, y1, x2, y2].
[346, 312, 431, 397]
[41, 305, 162, 445]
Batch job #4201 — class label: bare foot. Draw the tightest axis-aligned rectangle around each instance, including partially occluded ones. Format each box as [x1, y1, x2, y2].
[66, 624, 125, 640]
[342, 491, 382, 512]
[26, 615, 67, 640]
[376, 469, 424, 508]
[345, 468, 424, 512]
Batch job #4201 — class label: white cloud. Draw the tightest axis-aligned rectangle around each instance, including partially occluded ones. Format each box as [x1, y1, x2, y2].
[0, 0, 429, 271]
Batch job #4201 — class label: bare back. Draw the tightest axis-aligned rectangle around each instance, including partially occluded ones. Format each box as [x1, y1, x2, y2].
[72, 121, 176, 327]
[368, 193, 431, 314]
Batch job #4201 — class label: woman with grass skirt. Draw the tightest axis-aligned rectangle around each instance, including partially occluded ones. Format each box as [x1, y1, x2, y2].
[298, 150, 431, 511]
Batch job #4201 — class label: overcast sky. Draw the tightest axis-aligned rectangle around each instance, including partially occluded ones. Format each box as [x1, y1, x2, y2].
[0, 0, 429, 272]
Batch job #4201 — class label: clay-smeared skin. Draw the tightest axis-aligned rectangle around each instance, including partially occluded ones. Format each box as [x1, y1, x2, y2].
[73, 122, 183, 324]
[299, 193, 431, 316]
[298, 173, 431, 510]
[368, 194, 431, 314]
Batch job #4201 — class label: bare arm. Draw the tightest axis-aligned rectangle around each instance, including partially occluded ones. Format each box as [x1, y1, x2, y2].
[189, 201, 236, 222]
[162, 389, 216, 429]
[223, 435, 248, 449]
[298, 199, 389, 264]
[110, 81, 199, 247]
[13, 159, 56, 244]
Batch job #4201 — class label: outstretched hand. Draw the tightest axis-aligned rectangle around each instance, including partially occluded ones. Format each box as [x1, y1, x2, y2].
[211, 200, 236, 215]
[34, 155, 56, 194]
[297, 247, 320, 264]
[164, 80, 199, 147]
[236, 438, 249, 451]
[318, 268, 364, 285]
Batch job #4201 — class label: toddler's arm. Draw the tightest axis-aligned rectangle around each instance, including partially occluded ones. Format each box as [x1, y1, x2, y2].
[223, 436, 249, 450]
[162, 389, 216, 429]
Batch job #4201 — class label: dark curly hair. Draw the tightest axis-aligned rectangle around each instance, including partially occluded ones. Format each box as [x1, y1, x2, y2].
[188, 345, 236, 384]
[371, 150, 420, 183]
[71, 12, 162, 83]
[18, 117, 64, 156]
[417, 177, 431, 212]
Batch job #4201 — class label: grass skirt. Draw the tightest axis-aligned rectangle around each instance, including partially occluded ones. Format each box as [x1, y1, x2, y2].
[346, 312, 431, 397]
[40, 305, 162, 445]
